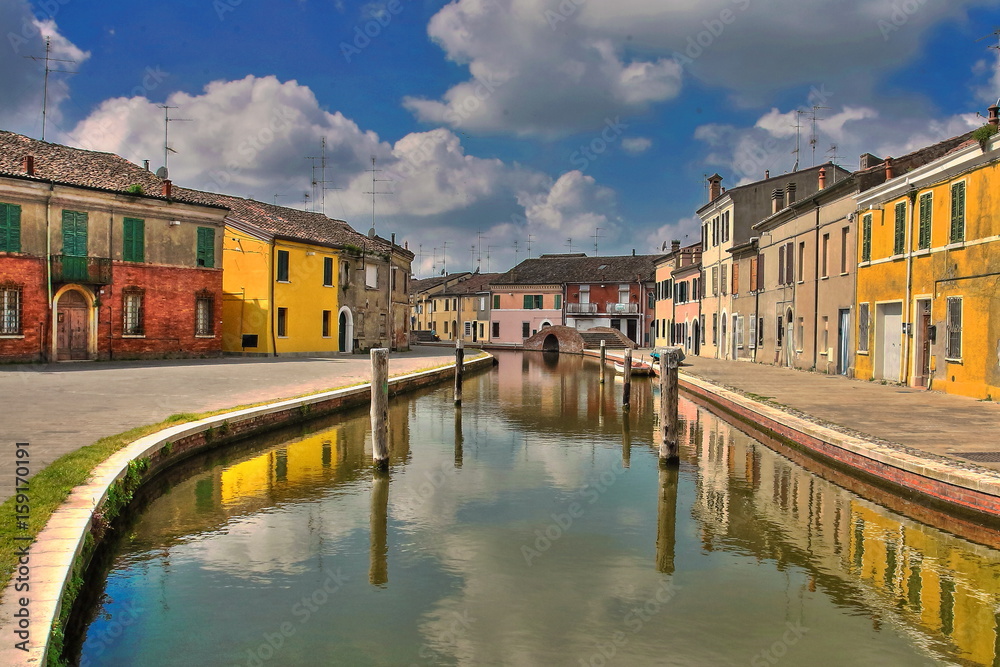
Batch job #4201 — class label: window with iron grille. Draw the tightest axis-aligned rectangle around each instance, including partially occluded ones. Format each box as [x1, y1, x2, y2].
[946, 297, 962, 359]
[464, 321, 473, 337]
[0, 285, 22, 335]
[858, 303, 870, 353]
[196, 292, 214, 336]
[862, 214, 872, 262]
[950, 182, 966, 243]
[893, 202, 906, 255]
[918, 193, 932, 250]
[123, 288, 144, 336]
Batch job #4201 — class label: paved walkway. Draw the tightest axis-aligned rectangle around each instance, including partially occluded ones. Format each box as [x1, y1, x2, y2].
[678, 355, 1000, 470]
[1, 349, 457, 501]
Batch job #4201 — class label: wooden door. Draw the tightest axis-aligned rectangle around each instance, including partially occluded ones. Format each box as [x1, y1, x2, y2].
[57, 291, 89, 360]
[916, 300, 931, 387]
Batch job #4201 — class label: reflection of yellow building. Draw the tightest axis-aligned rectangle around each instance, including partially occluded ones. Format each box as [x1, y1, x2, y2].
[854, 132, 1000, 398]
[687, 402, 1000, 665]
[220, 430, 340, 506]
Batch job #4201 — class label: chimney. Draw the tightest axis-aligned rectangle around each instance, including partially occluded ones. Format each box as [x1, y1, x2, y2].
[771, 187, 784, 214]
[818, 168, 827, 190]
[143, 159, 150, 171]
[859, 153, 882, 170]
[391, 233, 396, 245]
[707, 173, 723, 202]
[671, 239, 681, 253]
[884, 157, 894, 181]
[765, 170, 770, 179]
[162, 179, 172, 198]
[21, 155, 35, 176]
[786, 182, 797, 205]
[989, 101, 1000, 127]
[632, 249, 636, 256]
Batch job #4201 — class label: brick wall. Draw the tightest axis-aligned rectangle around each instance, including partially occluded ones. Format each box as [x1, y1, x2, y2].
[0, 255, 48, 362]
[101, 262, 223, 360]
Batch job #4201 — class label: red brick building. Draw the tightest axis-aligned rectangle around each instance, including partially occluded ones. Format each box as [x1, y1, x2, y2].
[0, 131, 229, 362]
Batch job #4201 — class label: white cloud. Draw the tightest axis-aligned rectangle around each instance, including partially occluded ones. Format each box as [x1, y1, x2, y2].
[622, 137, 652, 155]
[65, 75, 622, 274]
[0, 1, 90, 137]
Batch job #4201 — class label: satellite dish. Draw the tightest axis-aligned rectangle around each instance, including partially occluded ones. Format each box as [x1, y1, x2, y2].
[155, 166, 168, 180]
[368, 227, 376, 239]
[440, 269, 445, 276]
[661, 241, 668, 252]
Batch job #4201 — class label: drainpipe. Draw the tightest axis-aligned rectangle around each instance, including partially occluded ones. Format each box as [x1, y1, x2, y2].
[903, 191, 915, 385]
[45, 183, 53, 362]
[269, 238, 278, 356]
[813, 203, 821, 371]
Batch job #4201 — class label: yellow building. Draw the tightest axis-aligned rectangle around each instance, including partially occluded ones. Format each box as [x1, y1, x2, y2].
[181, 189, 413, 355]
[854, 128, 1000, 399]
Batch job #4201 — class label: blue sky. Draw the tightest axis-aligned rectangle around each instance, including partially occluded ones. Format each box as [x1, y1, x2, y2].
[3, 0, 1000, 275]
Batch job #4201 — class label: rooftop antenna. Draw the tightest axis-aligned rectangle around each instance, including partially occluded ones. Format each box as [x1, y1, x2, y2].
[24, 37, 77, 141]
[486, 245, 495, 272]
[273, 194, 284, 206]
[975, 28, 1000, 48]
[303, 192, 310, 211]
[513, 240, 519, 265]
[792, 111, 805, 172]
[416, 243, 424, 276]
[592, 226, 603, 256]
[827, 145, 843, 183]
[441, 241, 449, 275]
[469, 244, 477, 271]
[364, 156, 393, 236]
[157, 105, 192, 173]
[306, 137, 337, 216]
[565, 237, 575, 253]
[431, 247, 438, 275]
[808, 105, 829, 167]
[527, 233, 534, 259]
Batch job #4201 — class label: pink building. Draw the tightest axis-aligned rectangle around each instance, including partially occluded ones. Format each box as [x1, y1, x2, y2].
[671, 246, 703, 355]
[487, 286, 563, 344]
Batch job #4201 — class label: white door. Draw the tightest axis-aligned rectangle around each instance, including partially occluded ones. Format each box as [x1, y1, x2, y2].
[877, 303, 903, 382]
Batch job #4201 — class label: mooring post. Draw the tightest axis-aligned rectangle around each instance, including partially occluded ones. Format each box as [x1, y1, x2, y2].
[622, 412, 631, 468]
[455, 409, 464, 468]
[371, 348, 390, 468]
[370, 467, 389, 585]
[622, 347, 632, 410]
[659, 349, 679, 462]
[599, 339, 607, 384]
[454, 338, 464, 406]
[656, 460, 679, 575]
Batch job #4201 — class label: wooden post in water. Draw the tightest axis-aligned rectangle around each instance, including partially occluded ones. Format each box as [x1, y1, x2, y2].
[454, 339, 464, 406]
[371, 348, 389, 468]
[622, 348, 632, 411]
[454, 410, 464, 468]
[369, 468, 389, 585]
[599, 339, 607, 384]
[656, 460, 679, 574]
[621, 412, 631, 468]
[659, 349, 679, 462]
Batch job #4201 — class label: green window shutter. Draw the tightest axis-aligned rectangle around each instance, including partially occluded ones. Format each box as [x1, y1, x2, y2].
[950, 182, 965, 243]
[523, 294, 532, 309]
[123, 218, 144, 262]
[918, 194, 931, 250]
[555, 295, 562, 309]
[493, 294, 500, 309]
[197, 227, 215, 268]
[62, 210, 88, 256]
[862, 214, 872, 262]
[0, 204, 21, 252]
[894, 203, 906, 255]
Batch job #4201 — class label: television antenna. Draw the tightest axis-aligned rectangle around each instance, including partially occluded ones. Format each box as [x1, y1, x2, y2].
[157, 105, 192, 173]
[24, 37, 77, 141]
[513, 240, 520, 265]
[306, 137, 339, 216]
[592, 226, 603, 256]
[364, 156, 393, 236]
[808, 105, 829, 167]
[486, 245, 495, 272]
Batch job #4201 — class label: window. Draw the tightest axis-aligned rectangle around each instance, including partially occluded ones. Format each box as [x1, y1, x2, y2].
[464, 321, 473, 337]
[736, 315, 744, 348]
[720, 264, 727, 295]
[417, 304, 423, 315]
[712, 313, 718, 345]
[479, 322, 485, 339]
[277, 307, 288, 337]
[732, 262, 739, 295]
[523, 294, 543, 309]
[918, 193, 932, 250]
[195, 293, 214, 336]
[797, 242, 805, 282]
[840, 227, 849, 274]
[62, 210, 88, 256]
[861, 214, 872, 262]
[893, 202, 906, 255]
[522, 321, 530, 338]
[946, 297, 962, 359]
[0, 203, 21, 253]
[341, 260, 351, 285]
[647, 291, 654, 309]
[555, 294, 562, 309]
[197, 227, 215, 267]
[0, 285, 22, 335]
[276, 250, 290, 282]
[748, 316, 757, 349]
[858, 303, 870, 353]
[821, 233, 830, 277]
[950, 182, 965, 243]
[365, 264, 378, 288]
[480, 297, 486, 311]
[444, 320, 449, 334]
[123, 289, 144, 336]
[749, 257, 758, 292]
[701, 315, 706, 345]
[492, 321, 500, 338]
[712, 266, 718, 296]
[822, 316, 829, 353]
[443, 299, 449, 312]
[453, 298, 458, 311]
[493, 294, 500, 309]
[123, 217, 144, 262]
[722, 211, 730, 243]
[712, 217, 719, 246]
[323, 257, 334, 286]
[322, 310, 331, 337]
[757, 317, 764, 347]
[797, 317, 804, 351]
[776, 315, 784, 347]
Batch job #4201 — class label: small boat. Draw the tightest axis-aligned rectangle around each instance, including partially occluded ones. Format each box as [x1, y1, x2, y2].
[613, 359, 655, 376]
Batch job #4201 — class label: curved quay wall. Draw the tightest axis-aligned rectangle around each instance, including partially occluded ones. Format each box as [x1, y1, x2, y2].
[3, 352, 495, 667]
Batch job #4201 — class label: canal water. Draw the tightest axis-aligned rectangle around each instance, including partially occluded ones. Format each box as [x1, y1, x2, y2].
[73, 351, 1000, 666]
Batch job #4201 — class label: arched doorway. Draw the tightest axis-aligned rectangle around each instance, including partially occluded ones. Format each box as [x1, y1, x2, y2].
[55, 288, 93, 360]
[338, 307, 354, 353]
[542, 333, 559, 352]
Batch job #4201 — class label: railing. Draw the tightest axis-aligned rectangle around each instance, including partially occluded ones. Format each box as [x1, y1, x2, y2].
[51, 255, 112, 284]
[566, 303, 598, 314]
[605, 302, 639, 315]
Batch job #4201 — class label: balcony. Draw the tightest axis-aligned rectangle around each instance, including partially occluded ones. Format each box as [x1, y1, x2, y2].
[566, 303, 598, 315]
[51, 255, 112, 285]
[605, 302, 639, 315]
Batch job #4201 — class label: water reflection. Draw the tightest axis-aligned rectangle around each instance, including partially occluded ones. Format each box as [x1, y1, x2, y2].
[74, 351, 1000, 667]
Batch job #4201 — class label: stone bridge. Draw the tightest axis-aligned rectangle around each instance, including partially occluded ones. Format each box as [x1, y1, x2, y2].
[522, 326, 585, 354]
